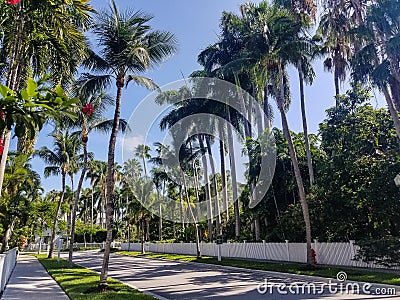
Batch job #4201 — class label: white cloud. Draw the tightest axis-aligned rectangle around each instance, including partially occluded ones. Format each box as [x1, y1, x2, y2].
[118, 135, 145, 159]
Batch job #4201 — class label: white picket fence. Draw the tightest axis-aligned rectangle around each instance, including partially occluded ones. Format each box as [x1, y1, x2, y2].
[0, 248, 18, 293]
[120, 241, 400, 270]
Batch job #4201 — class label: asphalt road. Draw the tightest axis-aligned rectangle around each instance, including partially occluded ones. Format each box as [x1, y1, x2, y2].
[65, 251, 399, 300]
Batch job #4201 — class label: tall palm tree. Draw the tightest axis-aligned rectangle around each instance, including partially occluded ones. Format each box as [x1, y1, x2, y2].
[351, 0, 400, 140]
[80, 1, 176, 289]
[36, 128, 81, 258]
[135, 144, 151, 177]
[206, 3, 314, 263]
[130, 178, 155, 254]
[66, 89, 128, 267]
[261, 7, 313, 265]
[318, 5, 353, 99]
[272, 2, 317, 186]
[86, 160, 108, 228]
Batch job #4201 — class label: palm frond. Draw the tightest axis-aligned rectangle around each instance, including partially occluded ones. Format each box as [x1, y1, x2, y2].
[126, 74, 161, 92]
[76, 73, 113, 96]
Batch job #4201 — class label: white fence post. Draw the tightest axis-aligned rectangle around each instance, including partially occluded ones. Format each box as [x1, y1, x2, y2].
[285, 240, 290, 262]
[262, 240, 267, 260]
[349, 240, 356, 267]
[313, 239, 318, 264]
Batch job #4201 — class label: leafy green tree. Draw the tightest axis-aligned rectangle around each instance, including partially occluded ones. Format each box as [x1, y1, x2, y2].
[317, 84, 400, 241]
[0, 152, 41, 251]
[0, 78, 77, 195]
[0, 0, 92, 197]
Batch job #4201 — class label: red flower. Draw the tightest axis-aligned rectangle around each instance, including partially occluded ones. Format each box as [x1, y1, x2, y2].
[82, 104, 94, 116]
[7, 0, 21, 4]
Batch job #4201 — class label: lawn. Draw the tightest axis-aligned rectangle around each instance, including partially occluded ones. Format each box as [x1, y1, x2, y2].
[116, 251, 400, 286]
[35, 255, 154, 300]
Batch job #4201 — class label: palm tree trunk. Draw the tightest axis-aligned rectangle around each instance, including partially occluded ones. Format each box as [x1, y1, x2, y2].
[142, 157, 147, 177]
[219, 138, 229, 222]
[0, 131, 11, 197]
[264, 86, 271, 127]
[389, 79, 400, 111]
[145, 218, 150, 241]
[0, 3, 24, 197]
[382, 86, 400, 140]
[279, 106, 313, 264]
[198, 134, 213, 241]
[227, 109, 240, 237]
[90, 186, 94, 243]
[99, 80, 123, 290]
[298, 64, 315, 186]
[205, 135, 221, 236]
[268, 185, 279, 221]
[48, 173, 66, 258]
[254, 216, 260, 241]
[157, 188, 162, 240]
[179, 187, 185, 226]
[68, 136, 88, 267]
[275, 62, 312, 265]
[334, 69, 340, 99]
[141, 217, 145, 254]
[67, 174, 75, 246]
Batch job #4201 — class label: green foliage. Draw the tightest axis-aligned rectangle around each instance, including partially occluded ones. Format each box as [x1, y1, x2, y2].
[0, 78, 77, 139]
[356, 238, 400, 267]
[0, 152, 42, 250]
[316, 84, 400, 241]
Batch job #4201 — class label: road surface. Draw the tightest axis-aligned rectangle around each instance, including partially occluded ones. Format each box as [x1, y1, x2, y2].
[64, 251, 399, 300]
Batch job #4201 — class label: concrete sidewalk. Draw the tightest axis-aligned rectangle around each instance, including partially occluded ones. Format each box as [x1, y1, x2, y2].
[1, 255, 69, 300]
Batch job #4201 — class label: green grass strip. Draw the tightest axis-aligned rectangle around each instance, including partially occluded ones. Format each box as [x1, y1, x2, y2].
[116, 251, 400, 286]
[35, 254, 154, 300]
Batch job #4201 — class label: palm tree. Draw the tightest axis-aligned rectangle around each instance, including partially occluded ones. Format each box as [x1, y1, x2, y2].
[80, 1, 176, 289]
[259, 7, 313, 265]
[129, 178, 156, 254]
[135, 144, 151, 177]
[351, 0, 400, 140]
[317, 5, 353, 99]
[206, 3, 314, 263]
[36, 128, 81, 258]
[273, 2, 317, 186]
[66, 89, 128, 267]
[86, 160, 108, 228]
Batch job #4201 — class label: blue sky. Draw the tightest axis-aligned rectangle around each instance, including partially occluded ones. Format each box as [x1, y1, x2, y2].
[17, 0, 385, 193]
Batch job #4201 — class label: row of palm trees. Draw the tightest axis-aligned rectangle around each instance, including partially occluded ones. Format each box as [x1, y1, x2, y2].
[2, 0, 400, 290]
[185, 0, 400, 264]
[1, 0, 177, 289]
